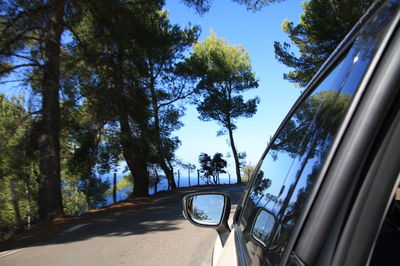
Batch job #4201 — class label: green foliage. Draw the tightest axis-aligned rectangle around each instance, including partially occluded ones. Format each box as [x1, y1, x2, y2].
[141, 10, 199, 188]
[241, 163, 255, 182]
[69, 0, 199, 194]
[0, 0, 49, 78]
[181, 32, 259, 183]
[0, 0, 274, 232]
[106, 174, 134, 196]
[62, 182, 87, 215]
[0, 178, 17, 234]
[181, 0, 284, 14]
[274, 0, 374, 87]
[1, 0, 70, 221]
[80, 177, 111, 208]
[59, 52, 118, 213]
[117, 175, 134, 191]
[183, 32, 259, 128]
[0, 176, 38, 235]
[68, 0, 167, 196]
[199, 152, 227, 184]
[62, 176, 111, 213]
[0, 94, 39, 236]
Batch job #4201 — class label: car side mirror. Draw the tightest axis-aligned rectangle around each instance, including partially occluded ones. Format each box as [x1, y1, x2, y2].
[183, 192, 231, 244]
[251, 208, 277, 247]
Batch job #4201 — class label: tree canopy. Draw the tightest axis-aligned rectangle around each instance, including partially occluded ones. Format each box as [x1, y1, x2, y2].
[181, 0, 284, 14]
[0, 0, 198, 231]
[181, 32, 259, 183]
[274, 0, 374, 87]
[198, 152, 227, 184]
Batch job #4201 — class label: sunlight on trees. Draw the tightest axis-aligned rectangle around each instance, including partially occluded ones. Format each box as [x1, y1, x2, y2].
[241, 163, 256, 183]
[180, 32, 259, 183]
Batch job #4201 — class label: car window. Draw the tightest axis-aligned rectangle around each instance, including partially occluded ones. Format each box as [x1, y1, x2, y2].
[239, 53, 357, 264]
[238, 2, 399, 263]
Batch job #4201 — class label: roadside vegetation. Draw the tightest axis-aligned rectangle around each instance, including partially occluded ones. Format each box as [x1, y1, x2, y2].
[0, 0, 374, 239]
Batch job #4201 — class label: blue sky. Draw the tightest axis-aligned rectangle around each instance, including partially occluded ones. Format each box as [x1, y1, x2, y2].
[165, 0, 304, 178]
[0, 0, 306, 182]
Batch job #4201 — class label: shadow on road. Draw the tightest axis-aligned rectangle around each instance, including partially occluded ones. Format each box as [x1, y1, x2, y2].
[0, 183, 246, 252]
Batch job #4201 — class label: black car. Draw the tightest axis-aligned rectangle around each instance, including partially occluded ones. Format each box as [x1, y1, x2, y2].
[183, 0, 400, 265]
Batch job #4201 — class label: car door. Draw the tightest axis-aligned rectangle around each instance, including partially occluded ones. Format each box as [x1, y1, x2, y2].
[224, 1, 400, 265]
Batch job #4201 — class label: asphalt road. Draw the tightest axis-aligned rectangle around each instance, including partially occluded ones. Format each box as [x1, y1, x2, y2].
[0, 184, 246, 266]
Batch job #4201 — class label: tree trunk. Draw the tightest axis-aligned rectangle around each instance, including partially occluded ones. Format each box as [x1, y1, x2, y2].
[113, 172, 117, 203]
[153, 168, 159, 194]
[74, 181, 79, 213]
[38, 0, 65, 221]
[160, 160, 177, 190]
[227, 125, 241, 183]
[177, 169, 180, 188]
[85, 178, 90, 210]
[115, 45, 149, 197]
[149, 85, 177, 190]
[132, 160, 149, 197]
[118, 111, 150, 197]
[119, 113, 149, 197]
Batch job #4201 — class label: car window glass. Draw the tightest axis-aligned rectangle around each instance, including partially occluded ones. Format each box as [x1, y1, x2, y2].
[238, 1, 399, 263]
[239, 51, 356, 264]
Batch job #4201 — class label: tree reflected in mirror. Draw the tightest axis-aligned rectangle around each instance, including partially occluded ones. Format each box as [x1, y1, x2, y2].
[188, 194, 225, 225]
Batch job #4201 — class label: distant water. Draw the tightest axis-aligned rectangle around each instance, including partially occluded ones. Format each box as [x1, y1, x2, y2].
[101, 173, 236, 205]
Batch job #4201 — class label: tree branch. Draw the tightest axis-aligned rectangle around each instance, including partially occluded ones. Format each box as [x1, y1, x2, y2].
[0, 63, 40, 76]
[158, 87, 195, 108]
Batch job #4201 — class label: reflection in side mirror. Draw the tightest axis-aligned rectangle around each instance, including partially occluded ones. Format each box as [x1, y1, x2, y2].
[251, 208, 276, 247]
[188, 194, 225, 226]
[183, 192, 231, 244]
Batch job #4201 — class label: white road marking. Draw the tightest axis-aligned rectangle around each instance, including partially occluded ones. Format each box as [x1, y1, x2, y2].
[61, 223, 89, 236]
[0, 249, 23, 258]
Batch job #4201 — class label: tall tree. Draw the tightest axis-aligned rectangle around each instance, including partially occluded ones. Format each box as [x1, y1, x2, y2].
[140, 11, 199, 190]
[274, 0, 374, 87]
[181, 33, 259, 183]
[199, 152, 227, 185]
[0, 0, 66, 220]
[61, 98, 114, 212]
[70, 0, 164, 196]
[38, 0, 65, 221]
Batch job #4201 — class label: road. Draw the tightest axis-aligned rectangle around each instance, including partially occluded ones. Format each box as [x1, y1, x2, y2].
[0, 184, 246, 266]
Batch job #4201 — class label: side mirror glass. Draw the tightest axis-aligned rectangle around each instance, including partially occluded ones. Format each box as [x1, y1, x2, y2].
[190, 194, 224, 225]
[183, 192, 231, 228]
[251, 208, 276, 247]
